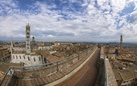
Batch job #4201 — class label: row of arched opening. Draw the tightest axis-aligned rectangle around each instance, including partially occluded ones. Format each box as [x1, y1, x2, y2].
[12, 55, 42, 62]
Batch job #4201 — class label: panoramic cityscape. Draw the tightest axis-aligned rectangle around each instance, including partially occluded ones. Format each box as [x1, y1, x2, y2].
[1, 0, 137, 86]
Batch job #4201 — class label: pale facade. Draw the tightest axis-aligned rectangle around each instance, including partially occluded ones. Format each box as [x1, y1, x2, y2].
[11, 54, 44, 66]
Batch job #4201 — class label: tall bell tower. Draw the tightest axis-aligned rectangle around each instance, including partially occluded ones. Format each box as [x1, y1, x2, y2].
[26, 23, 31, 54]
[120, 34, 123, 52]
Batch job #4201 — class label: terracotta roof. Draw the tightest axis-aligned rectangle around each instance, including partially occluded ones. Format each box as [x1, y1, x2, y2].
[0, 48, 8, 50]
[119, 70, 135, 81]
[46, 55, 62, 62]
[0, 70, 4, 80]
[0, 62, 23, 73]
[113, 69, 122, 80]
[52, 52, 65, 58]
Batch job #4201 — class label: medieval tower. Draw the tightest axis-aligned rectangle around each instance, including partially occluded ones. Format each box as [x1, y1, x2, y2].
[120, 34, 123, 52]
[26, 23, 31, 54]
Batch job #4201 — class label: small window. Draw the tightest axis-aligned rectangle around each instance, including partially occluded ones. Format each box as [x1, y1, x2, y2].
[20, 55, 21, 59]
[16, 55, 18, 59]
[13, 55, 14, 59]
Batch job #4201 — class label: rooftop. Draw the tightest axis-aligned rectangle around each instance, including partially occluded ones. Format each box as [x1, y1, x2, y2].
[119, 70, 136, 81]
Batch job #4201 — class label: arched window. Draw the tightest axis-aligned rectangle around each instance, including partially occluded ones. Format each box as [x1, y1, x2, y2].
[39, 57, 41, 61]
[20, 55, 21, 59]
[28, 56, 30, 61]
[24, 56, 25, 59]
[16, 55, 18, 59]
[34, 58, 36, 62]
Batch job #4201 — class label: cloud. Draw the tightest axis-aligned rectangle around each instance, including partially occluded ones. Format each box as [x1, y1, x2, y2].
[47, 34, 55, 38]
[0, 0, 137, 42]
[129, 11, 137, 23]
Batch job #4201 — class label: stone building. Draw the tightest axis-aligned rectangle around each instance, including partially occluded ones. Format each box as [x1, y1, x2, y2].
[0, 48, 10, 61]
[101, 35, 137, 86]
[11, 23, 45, 66]
[31, 36, 38, 51]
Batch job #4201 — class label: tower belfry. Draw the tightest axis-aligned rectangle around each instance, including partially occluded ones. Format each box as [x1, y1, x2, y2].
[26, 23, 31, 54]
[120, 34, 123, 52]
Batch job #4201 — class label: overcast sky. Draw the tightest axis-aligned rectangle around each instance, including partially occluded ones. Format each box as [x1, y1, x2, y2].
[0, 0, 137, 42]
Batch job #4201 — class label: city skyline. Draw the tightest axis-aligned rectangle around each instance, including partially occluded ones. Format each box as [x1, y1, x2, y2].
[0, 0, 137, 42]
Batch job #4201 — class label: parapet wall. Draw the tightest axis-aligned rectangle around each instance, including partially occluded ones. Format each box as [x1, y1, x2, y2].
[99, 47, 117, 86]
[104, 56, 117, 86]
